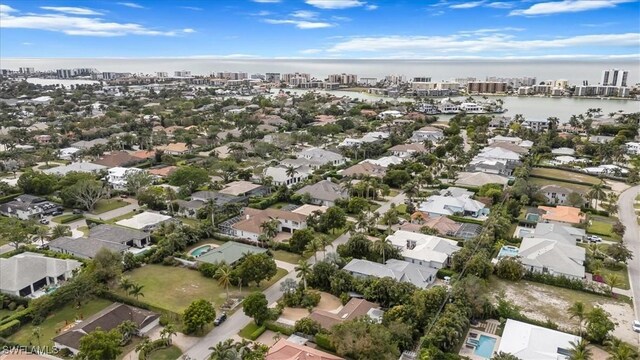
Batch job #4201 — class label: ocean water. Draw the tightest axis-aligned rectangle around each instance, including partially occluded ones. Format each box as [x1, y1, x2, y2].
[2, 58, 639, 85]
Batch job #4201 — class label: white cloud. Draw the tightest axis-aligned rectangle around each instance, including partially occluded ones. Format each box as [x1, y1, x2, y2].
[182, 28, 195, 33]
[22, 42, 32, 45]
[40, 7, 102, 15]
[510, 0, 634, 16]
[264, 19, 333, 29]
[485, 2, 514, 9]
[252, 0, 281, 3]
[327, 32, 640, 54]
[251, 10, 272, 16]
[305, 0, 366, 9]
[0, 5, 183, 36]
[291, 10, 318, 19]
[300, 48, 322, 54]
[0, 4, 17, 13]
[366, 4, 378, 10]
[180, 6, 203, 11]
[450, 1, 486, 9]
[117, 2, 144, 9]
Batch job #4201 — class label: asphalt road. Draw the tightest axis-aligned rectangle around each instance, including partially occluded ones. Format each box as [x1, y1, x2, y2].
[182, 192, 405, 359]
[618, 185, 640, 322]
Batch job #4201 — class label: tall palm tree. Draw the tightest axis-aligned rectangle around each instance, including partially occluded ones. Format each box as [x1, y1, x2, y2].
[119, 277, 134, 293]
[216, 265, 233, 300]
[164, 187, 178, 216]
[372, 238, 393, 264]
[603, 273, 622, 296]
[128, 284, 145, 300]
[285, 165, 298, 180]
[304, 238, 322, 262]
[604, 337, 639, 360]
[160, 323, 177, 345]
[260, 218, 279, 241]
[295, 260, 312, 289]
[319, 236, 333, 259]
[209, 339, 237, 360]
[117, 320, 138, 344]
[568, 339, 592, 360]
[568, 301, 586, 336]
[588, 182, 606, 209]
[35, 226, 50, 246]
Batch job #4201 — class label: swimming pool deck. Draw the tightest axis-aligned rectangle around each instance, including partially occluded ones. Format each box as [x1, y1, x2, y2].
[458, 320, 502, 360]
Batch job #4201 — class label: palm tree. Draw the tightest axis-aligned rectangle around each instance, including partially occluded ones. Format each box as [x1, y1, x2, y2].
[117, 320, 138, 345]
[31, 327, 42, 347]
[260, 218, 279, 244]
[35, 226, 49, 246]
[160, 323, 177, 345]
[604, 337, 639, 360]
[128, 283, 145, 300]
[568, 301, 586, 335]
[135, 336, 152, 354]
[603, 273, 622, 296]
[295, 260, 312, 289]
[285, 165, 298, 180]
[568, 339, 592, 360]
[165, 187, 177, 216]
[119, 277, 134, 293]
[304, 238, 322, 262]
[588, 182, 606, 209]
[372, 238, 393, 264]
[209, 339, 236, 360]
[50, 225, 71, 239]
[216, 265, 233, 300]
[319, 236, 333, 259]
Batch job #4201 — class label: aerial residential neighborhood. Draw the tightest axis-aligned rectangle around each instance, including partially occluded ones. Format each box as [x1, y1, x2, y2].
[1, 1, 640, 360]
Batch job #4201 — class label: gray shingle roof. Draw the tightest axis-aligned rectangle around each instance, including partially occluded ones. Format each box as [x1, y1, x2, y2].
[0, 252, 82, 293]
[295, 180, 348, 202]
[343, 258, 436, 289]
[89, 224, 148, 244]
[48, 237, 129, 259]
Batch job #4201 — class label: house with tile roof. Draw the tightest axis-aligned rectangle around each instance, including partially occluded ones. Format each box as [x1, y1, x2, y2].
[538, 206, 586, 225]
[389, 143, 429, 158]
[343, 258, 437, 289]
[309, 298, 380, 330]
[295, 179, 349, 207]
[92, 151, 143, 168]
[267, 339, 344, 360]
[231, 207, 309, 242]
[340, 162, 387, 178]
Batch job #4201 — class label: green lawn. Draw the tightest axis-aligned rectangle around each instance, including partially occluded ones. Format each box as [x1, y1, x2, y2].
[107, 211, 138, 224]
[530, 168, 601, 185]
[238, 322, 261, 339]
[9, 298, 112, 347]
[51, 214, 84, 224]
[77, 226, 89, 236]
[587, 215, 621, 241]
[598, 265, 631, 290]
[147, 345, 183, 360]
[119, 265, 287, 314]
[528, 177, 591, 194]
[91, 199, 128, 215]
[272, 250, 303, 264]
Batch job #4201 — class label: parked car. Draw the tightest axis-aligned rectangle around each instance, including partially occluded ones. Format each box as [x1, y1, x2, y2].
[120, 194, 128, 199]
[52, 210, 63, 216]
[39, 218, 49, 225]
[586, 235, 602, 243]
[72, 209, 83, 215]
[214, 313, 227, 326]
[633, 320, 640, 333]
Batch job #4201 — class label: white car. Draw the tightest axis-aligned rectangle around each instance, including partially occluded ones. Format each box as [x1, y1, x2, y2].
[586, 235, 602, 243]
[633, 320, 640, 333]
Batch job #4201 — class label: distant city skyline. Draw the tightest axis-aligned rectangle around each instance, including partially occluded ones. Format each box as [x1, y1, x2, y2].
[0, 0, 639, 59]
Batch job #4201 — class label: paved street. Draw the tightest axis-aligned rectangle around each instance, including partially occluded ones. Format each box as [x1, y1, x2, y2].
[618, 185, 640, 323]
[182, 194, 401, 359]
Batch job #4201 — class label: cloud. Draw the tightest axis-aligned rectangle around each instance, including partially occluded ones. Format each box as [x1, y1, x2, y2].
[40, 6, 102, 15]
[510, 0, 634, 16]
[22, 42, 33, 45]
[450, 1, 486, 9]
[300, 48, 322, 54]
[180, 6, 203, 11]
[251, 10, 272, 16]
[182, 28, 196, 33]
[0, 5, 184, 36]
[305, 0, 366, 9]
[252, 0, 281, 3]
[264, 19, 333, 29]
[291, 10, 318, 19]
[366, 4, 378, 10]
[485, 2, 514, 9]
[327, 32, 640, 54]
[581, 22, 618, 27]
[117, 2, 144, 9]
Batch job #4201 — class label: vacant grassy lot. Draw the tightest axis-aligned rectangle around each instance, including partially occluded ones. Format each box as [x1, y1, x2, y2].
[9, 298, 112, 347]
[91, 199, 128, 214]
[528, 177, 591, 194]
[119, 265, 287, 313]
[530, 168, 601, 185]
[587, 215, 621, 241]
[147, 345, 182, 360]
[272, 250, 303, 264]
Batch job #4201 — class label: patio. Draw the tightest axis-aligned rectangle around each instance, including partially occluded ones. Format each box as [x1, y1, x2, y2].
[458, 320, 501, 360]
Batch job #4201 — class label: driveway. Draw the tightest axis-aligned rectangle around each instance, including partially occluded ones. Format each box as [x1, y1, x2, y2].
[84, 198, 139, 221]
[618, 185, 640, 323]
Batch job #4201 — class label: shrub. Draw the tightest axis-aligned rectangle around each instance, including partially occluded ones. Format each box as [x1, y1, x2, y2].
[264, 321, 294, 336]
[0, 320, 21, 337]
[314, 333, 335, 352]
[294, 318, 322, 336]
[436, 268, 455, 279]
[248, 325, 266, 340]
[58, 214, 84, 224]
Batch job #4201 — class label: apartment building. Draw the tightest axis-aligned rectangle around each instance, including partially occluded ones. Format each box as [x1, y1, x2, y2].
[467, 82, 508, 94]
[601, 69, 628, 87]
[328, 73, 357, 85]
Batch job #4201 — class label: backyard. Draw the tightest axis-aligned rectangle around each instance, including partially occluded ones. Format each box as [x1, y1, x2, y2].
[9, 298, 112, 347]
[530, 168, 601, 185]
[118, 264, 287, 314]
[489, 277, 637, 344]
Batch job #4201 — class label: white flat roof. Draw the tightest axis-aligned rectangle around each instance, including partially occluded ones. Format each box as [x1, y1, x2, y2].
[116, 211, 172, 230]
[498, 319, 580, 360]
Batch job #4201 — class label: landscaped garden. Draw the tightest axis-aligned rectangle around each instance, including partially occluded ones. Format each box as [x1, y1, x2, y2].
[9, 298, 112, 347]
[118, 265, 287, 314]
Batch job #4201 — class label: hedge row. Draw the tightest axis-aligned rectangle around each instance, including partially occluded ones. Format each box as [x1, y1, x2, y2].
[314, 333, 336, 352]
[248, 325, 266, 341]
[581, 207, 610, 217]
[86, 217, 108, 227]
[0, 192, 23, 204]
[523, 271, 608, 296]
[436, 268, 456, 280]
[57, 214, 84, 224]
[264, 321, 295, 336]
[0, 320, 21, 337]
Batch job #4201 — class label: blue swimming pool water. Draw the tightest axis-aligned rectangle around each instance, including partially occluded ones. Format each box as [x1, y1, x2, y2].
[191, 245, 211, 257]
[526, 213, 540, 222]
[474, 335, 497, 359]
[497, 245, 519, 258]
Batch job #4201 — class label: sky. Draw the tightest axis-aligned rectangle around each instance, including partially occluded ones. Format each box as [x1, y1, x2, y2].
[0, 0, 639, 60]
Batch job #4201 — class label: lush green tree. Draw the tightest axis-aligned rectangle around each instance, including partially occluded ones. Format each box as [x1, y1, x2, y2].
[308, 261, 338, 292]
[319, 206, 347, 234]
[566, 192, 585, 207]
[77, 328, 123, 360]
[294, 317, 322, 336]
[125, 170, 152, 195]
[605, 243, 633, 264]
[383, 169, 411, 188]
[183, 299, 216, 334]
[347, 196, 370, 214]
[288, 228, 315, 254]
[17, 170, 58, 195]
[338, 233, 372, 259]
[236, 253, 277, 287]
[604, 337, 639, 360]
[331, 317, 400, 360]
[137, 186, 169, 210]
[216, 265, 233, 300]
[585, 307, 615, 344]
[568, 301, 587, 336]
[495, 257, 524, 281]
[168, 166, 209, 192]
[50, 224, 72, 239]
[465, 252, 493, 279]
[243, 292, 270, 325]
[91, 248, 123, 284]
[295, 260, 312, 289]
[0, 217, 36, 249]
[116, 320, 138, 345]
[364, 277, 416, 308]
[568, 339, 592, 360]
[62, 179, 104, 211]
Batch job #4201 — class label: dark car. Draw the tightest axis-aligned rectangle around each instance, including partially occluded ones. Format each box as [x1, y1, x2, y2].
[214, 313, 227, 326]
[72, 209, 83, 214]
[52, 210, 63, 216]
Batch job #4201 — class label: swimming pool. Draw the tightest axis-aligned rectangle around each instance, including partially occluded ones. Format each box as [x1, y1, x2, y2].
[525, 213, 540, 222]
[497, 245, 519, 259]
[474, 335, 497, 359]
[190, 245, 212, 257]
